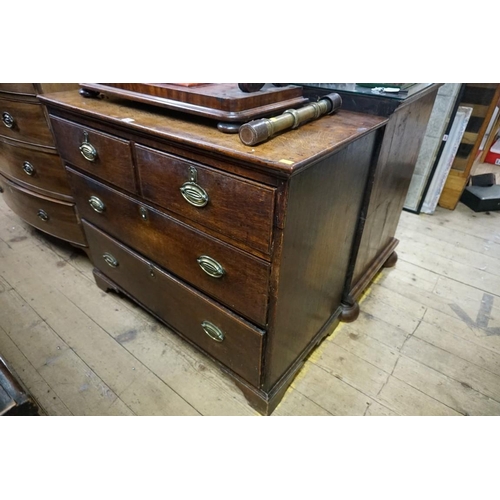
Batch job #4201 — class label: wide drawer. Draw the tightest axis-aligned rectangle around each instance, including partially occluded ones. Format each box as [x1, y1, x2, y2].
[67, 167, 270, 326]
[0, 174, 86, 246]
[50, 116, 137, 194]
[84, 220, 264, 387]
[0, 139, 72, 199]
[0, 96, 53, 147]
[136, 144, 275, 255]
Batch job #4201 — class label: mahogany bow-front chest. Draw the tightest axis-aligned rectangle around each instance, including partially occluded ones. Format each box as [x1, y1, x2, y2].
[0, 84, 86, 246]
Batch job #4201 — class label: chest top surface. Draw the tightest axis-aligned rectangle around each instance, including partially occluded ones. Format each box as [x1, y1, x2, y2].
[40, 91, 387, 177]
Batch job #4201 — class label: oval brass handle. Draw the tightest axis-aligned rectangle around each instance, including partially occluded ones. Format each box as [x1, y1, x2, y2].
[103, 252, 118, 268]
[201, 321, 225, 342]
[89, 195, 105, 213]
[2, 112, 14, 128]
[37, 209, 49, 222]
[180, 182, 208, 207]
[23, 161, 35, 176]
[197, 255, 225, 278]
[79, 131, 98, 162]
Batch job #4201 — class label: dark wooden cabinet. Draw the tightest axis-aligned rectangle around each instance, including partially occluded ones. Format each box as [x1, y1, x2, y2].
[0, 84, 86, 246]
[39, 85, 438, 415]
[302, 84, 440, 319]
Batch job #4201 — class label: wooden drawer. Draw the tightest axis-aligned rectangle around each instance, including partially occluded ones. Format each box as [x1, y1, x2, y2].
[136, 144, 275, 255]
[0, 174, 86, 246]
[0, 139, 72, 199]
[0, 84, 37, 95]
[50, 116, 137, 194]
[84, 220, 265, 387]
[67, 167, 270, 326]
[0, 96, 53, 147]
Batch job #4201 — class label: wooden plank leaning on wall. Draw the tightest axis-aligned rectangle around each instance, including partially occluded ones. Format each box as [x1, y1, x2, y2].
[438, 83, 500, 210]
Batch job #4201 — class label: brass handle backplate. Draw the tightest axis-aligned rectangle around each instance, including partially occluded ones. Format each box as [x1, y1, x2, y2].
[180, 182, 208, 207]
[89, 195, 105, 213]
[180, 166, 208, 207]
[37, 209, 49, 222]
[197, 255, 225, 278]
[201, 321, 225, 342]
[103, 252, 118, 268]
[2, 112, 14, 128]
[79, 131, 98, 162]
[23, 161, 35, 176]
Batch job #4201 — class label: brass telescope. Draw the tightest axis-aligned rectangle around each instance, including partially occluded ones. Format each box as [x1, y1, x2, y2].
[239, 92, 342, 146]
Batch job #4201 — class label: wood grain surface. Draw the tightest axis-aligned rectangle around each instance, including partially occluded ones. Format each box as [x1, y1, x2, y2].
[40, 90, 387, 177]
[67, 168, 271, 326]
[1, 192, 500, 415]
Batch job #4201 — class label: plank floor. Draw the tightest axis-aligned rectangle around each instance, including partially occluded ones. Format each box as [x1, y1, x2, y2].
[0, 194, 499, 416]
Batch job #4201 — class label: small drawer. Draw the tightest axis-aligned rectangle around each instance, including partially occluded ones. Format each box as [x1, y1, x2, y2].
[0, 96, 53, 147]
[0, 139, 71, 199]
[67, 167, 270, 326]
[0, 84, 37, 95]
[136, 144, 275, 255]
[0, 174, 86, 246]
[84, 220, 265, 387]
[50, 116, 137, 194]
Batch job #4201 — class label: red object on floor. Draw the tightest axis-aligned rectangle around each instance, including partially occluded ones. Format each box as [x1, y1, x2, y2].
[484, 137, 500, 166]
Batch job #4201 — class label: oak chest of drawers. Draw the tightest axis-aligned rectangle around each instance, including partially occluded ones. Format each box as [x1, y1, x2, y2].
[0, 84, 86, 247]
[40, 90, 388, 414]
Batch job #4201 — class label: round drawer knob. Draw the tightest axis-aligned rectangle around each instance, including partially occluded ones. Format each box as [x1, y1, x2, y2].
[89, 195, 105, 213]
[22, 161, 35, 176]
[79, 131, 98, 162]
[201, 321, 225, 342]
[103, 252, 118, 268]
[37, 209, 49, 222]
[2, 112, 15, 129]
[197, 255, 225, 278]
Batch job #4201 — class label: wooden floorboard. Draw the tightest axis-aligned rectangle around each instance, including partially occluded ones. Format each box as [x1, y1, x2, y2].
[1, 194, 500, 416]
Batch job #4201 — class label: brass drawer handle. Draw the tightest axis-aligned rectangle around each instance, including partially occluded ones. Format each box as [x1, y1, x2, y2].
[79, 131, 98, 162]
[197, 255, 225, 278]
[103, 252, 118, 268]
[2, 112, 14, 128]
[37, 209, 49, 222]
[201, 321, 225, 343]
[180, 166, 208, 207]
[180, 182, 208, 207]
[22, 161, 35, 176]
[89, 195, 105, 213]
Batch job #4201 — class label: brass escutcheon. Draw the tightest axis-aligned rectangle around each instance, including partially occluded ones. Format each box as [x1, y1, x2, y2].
[139, 206, 148, 220]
